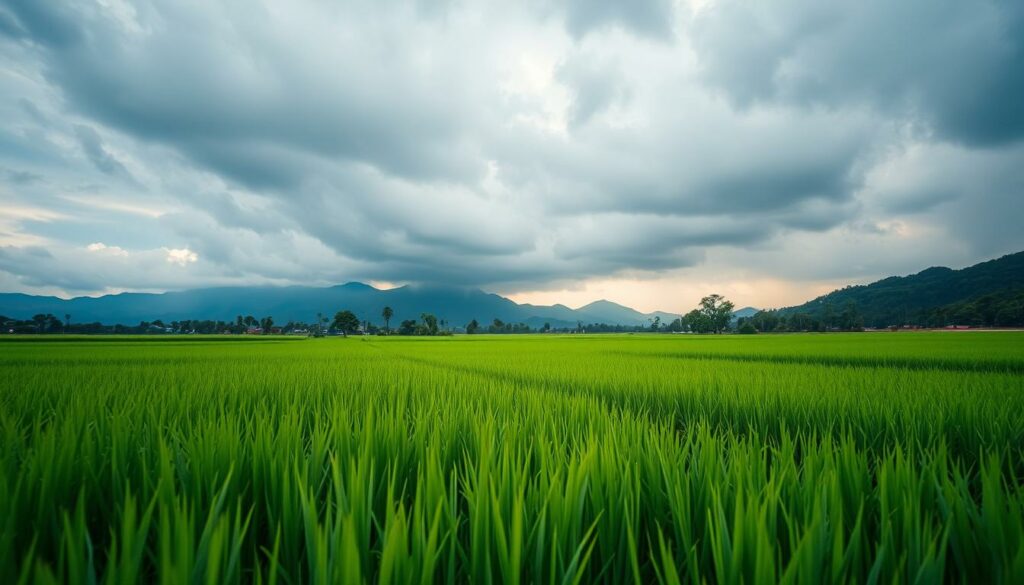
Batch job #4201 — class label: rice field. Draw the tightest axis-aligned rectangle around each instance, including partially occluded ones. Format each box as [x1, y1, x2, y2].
[1, 333, 1023, 584]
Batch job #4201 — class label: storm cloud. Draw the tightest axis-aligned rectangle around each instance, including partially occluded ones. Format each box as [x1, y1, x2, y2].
[0, 0, 1021, 307]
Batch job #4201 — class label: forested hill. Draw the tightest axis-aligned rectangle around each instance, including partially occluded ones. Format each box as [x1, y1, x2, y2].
[780, 251, 1024, 327]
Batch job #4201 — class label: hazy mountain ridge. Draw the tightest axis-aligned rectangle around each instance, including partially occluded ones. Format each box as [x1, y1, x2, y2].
[8, 251, 1018, 330]
[731, 307, 759, 320]
[0, 283, 683, 328]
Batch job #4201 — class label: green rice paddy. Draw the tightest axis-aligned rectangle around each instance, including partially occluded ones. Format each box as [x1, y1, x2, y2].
[1, 333, 1023, 583]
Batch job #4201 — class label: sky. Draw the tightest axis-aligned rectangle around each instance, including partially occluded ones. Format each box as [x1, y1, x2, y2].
[0, 0, 1022, 313]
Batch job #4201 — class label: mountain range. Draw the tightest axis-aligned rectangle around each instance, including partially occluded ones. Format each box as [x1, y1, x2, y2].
[0, 282, 688, 329]
[4, 251, 1018, 329]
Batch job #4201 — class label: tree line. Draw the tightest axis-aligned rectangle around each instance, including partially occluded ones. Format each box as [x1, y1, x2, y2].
[11, 290, 1009, 336]
[0, 313, 316, 335]
[2, 295, 741, 336]
[914, 289, 1023, 328]
[747, 289, 1024, 332]
[738, 300, 866, 334]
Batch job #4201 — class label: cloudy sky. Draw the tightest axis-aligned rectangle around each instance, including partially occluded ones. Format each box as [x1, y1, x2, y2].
[0, 0, 1022, 312]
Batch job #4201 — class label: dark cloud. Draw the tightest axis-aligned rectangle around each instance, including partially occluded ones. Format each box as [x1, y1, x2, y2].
[0, 0, 1021, 297]
[557, 55, 629, 129]
[861, 142, 1024, 257]
[0, 1, 84, 47]
[18, 99, 47, 126]
[691, 0, 1024, 146]
[24, 2, 483, 189]
[562, 0, 675, 40]
[73, 124, 131, 177]
[4, 168, 41, 184]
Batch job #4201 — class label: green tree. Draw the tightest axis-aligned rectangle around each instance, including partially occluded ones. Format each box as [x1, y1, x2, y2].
[466, 319, 480, 334]
[823, 302, 836, 331]
[421, 313, 439, 335]
[331, 310, 360, 337]
[789, 313, 814, 331]
[839, 301, 863, 331]
[682, 309, 709, 333]
[382, 306, 394, 334]
[698, 294, 735, 333]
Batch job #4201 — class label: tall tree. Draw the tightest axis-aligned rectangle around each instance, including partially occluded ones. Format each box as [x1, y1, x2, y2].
[466, 319, 480, 334]
[332, 310, 360, 337]
[685, 294, 735, 333]
[421, 313, 439, 335]
[697, 294, 735, 333]
[382, 306, 394, 335]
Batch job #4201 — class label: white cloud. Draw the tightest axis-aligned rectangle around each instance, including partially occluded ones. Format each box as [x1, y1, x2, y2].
[86, 242, 128, 256]
[164, 247, 198, 266]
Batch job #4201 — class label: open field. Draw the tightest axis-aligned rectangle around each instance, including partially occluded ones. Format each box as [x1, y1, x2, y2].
[1, 333, 1023, 583]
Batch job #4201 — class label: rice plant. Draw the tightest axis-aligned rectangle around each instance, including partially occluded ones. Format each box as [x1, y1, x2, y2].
[1, 333, 1022, 583]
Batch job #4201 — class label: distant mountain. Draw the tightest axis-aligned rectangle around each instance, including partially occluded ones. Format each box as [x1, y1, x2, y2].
[574, 300, 647, 325]
[0, 283, 678, 329]
[732, 307, 759, 320]
[779, 251, 1024, 327]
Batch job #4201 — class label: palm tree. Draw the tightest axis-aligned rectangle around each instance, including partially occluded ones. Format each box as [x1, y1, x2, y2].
[382, 306, 394, 335]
